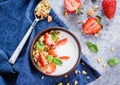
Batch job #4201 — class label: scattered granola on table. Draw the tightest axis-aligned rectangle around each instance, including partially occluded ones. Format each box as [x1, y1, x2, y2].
[102, 64, 107, 67]
[97, 57, 103, 63]
[41, 76, 44, 80]
[57, 82, 63, 85]
[63, 9, 68, 16]
[66, 82, 70, 85]
[81, 62, 85, 66]
[111, 47, 115, 52]
[75, 70, 80, 74]
[87, 9, 94, 16]
[47, 15, 52, 22]
[82, 70, 87, 75]
[87, 76, 90, 79]
[93, 5, 99, 11]
[64, 75, 68, 78]
[74, 80, 78, 85]
[98, 76, 102, 80]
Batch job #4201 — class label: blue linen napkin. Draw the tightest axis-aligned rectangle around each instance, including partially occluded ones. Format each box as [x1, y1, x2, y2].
[0, 0, 101, 85]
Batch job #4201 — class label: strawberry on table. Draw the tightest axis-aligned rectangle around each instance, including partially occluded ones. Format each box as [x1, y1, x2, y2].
[44, 33, 55, 46]
[64, 0, 82, 13]
[82, 17, 102, 35]
[46, 63, 56, 74]
[102, 0, 116, 19]
[39, 52, 48, 67]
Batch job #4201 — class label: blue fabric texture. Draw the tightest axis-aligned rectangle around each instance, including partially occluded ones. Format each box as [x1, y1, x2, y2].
[0, 0, 101, 85]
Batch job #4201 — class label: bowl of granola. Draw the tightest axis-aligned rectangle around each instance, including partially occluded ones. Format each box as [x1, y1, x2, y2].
[30, 27, 81, 77]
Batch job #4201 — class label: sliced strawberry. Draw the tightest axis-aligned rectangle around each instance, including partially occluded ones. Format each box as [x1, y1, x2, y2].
[44, 33, 55, 46]
[64, 0, 82, 13]
[46, 63, 56, 74]
[39, 52, 48, 67]
[55, 38, 68, 48]
[48, 48, 57, 57]
[82, 17, 102, 34]
[59, 56, 70, 60]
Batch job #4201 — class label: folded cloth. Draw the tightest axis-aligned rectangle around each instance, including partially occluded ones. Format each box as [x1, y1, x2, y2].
[0, 0, 101, 85]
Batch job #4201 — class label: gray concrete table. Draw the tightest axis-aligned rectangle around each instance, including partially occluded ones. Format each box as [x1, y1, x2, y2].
[49, 0, 120, 85]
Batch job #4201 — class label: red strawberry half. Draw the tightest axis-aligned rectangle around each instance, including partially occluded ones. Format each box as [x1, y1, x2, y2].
[82, 17, 102, 34]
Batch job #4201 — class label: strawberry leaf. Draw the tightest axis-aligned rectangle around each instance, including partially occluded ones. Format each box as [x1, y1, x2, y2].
[86, 41, 98, 53]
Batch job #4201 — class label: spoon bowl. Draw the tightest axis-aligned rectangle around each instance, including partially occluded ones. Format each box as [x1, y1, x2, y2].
[35, 0, 50, 20]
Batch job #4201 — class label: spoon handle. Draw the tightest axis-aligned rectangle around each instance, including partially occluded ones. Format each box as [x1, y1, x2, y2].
[9, 18, 39, 64]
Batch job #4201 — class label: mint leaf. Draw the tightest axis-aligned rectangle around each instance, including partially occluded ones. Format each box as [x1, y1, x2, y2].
[53, 58, 63, 66]
[47, 55, 63, 66]
[107, 58, 119, 67]
[47, 55, 53, 62]
[52, 31, 57, 42]
[86, 41, 98, 53]
[36, 42, 45, 50]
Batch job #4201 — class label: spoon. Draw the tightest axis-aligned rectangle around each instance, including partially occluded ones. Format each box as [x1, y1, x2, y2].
[9, 0, 51, 64]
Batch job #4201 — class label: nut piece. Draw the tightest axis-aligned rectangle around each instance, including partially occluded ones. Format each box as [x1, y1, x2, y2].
[47, 15, 52, 22]
[76, 20, 84, 24]
[66, 83, 70, 85]
[87, 76, 90, 79]
[93, 5, 99, 11]
[81, 62, 85, 66]
[98, 76, 102, 80]
[97, 57, 103, 63]
[111, 47, 115, 52]
[102, 64, 107, 67]
[41, 76, 44, 80]
[82, 70, 87, 75]
[94, 33, 99, 37]
[74, 80, 78, 85]
[58, 82, 63, 85]
[87, 9, 94, 16]
[63, 9, 68, 16]
[64, 75, 68, 78]
[75, 70, 80, 74]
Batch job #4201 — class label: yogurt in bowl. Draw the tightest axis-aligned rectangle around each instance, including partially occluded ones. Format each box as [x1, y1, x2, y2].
[30, 27, 81, 77]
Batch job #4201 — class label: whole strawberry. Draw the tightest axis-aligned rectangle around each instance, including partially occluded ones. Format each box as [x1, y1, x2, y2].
[102, 0, 116, 19]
